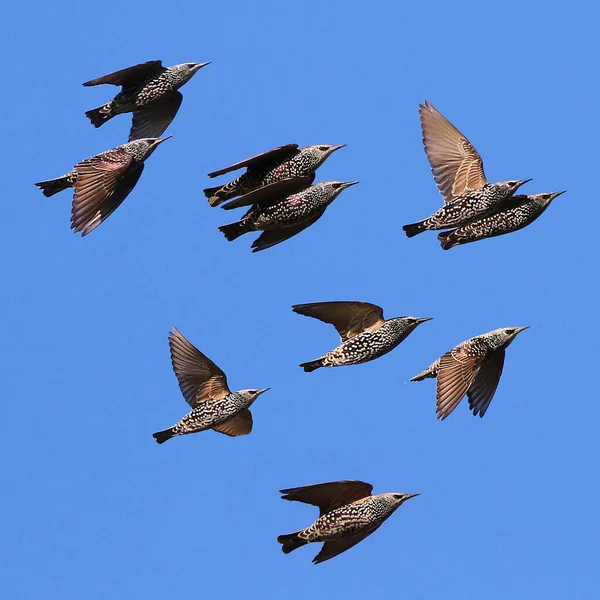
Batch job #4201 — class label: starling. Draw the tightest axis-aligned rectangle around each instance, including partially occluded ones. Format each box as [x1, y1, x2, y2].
[35, 137, 169, 236]
[410, 326, 529, 420]
[152, 327, 269, 444]
[218, 180, 358, 252]
[438, 191, 566, 249]
[83, 60, 209, 141]
[402, 101, 531, 237]
[277, 480, 419, 564]
[292, 301, 432, 372]
[203, 143, 345, 207]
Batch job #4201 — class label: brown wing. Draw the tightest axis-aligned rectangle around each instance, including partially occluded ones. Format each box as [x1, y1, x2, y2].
[436, 345, 486, 420]
[313, 532, 372, 564]
[467, 350, 505, 417]
[168, 327, 230, 408]
[207, 144, 299, 178]
[83, 60, 164, 88]
[212, 409, 253, 436]
[221, 175, 314, 210]
[129, 91, 182, 141]
[280, 481, 373, 517]
[292, 301, 385, 342]
[251, 210, 324, 253]
[71, 150, 138, 236]
[419, 101, 488, 202]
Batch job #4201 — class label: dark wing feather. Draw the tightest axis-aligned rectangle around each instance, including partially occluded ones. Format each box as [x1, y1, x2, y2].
[292, 301, 385, 342]
[169, 327, 230, 408]
[280, 481, 373, 517]
[467, 349, 505, 417]
[420, 100, 488, 202]
[83, 60, 164, 88]
[313, 532, 372, 564]
[212, 409, 253, 436]
[251, 210, 324, 253]
[129, 91, 182, 141]
[207, 144, 299, 178]
[221, 176, 314, 210]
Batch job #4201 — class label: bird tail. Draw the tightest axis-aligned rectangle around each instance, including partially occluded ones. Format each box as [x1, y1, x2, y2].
[437, 230, 459, 250]
[85, 105, 113, 128]
[152, 428, 175, 444]
[402, 220, 427, 238]
[35, 175, 73, 197]
[218, 220, 248, 242]
[299, 359, 323, 373]
[277, 532, 308, 554]
[203, 185, 226, 207]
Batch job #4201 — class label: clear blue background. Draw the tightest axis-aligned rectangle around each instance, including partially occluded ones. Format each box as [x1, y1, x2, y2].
[2, 1, 598, 598]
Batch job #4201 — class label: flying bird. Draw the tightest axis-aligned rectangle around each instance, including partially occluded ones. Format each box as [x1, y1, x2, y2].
[218, 180, 358, 252]
[410, 326, 529, 419]
[83, 60, 209, 140]
[203, 143, 345, 207]
[152, 327, 269, 444]
[403, 101, 531, 237]
[278, 480, 419, 564]
[35, 137, 169, 236]
[292, 301, 431, 372]
[438, 191, 566, 249]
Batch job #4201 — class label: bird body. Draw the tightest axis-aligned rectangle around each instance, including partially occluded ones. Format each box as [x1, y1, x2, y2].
[278, 480, 418, 564]
[152, 327, 269, 444]
[204, 144, 345, 207]
[83, 61, 209, 140]
[410, 326, 529, 419]
[218, 181, 358, 252]
[35, 137, 169, 236]
[292, 302, 431, 372]
[438, 191, 566, 249]
[403, 101, 531, 237]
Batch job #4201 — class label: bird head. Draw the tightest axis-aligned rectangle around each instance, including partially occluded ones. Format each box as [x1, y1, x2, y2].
[302, 144, 346, 166]
[498, 179, 533, 196]
[379, 492, 421, 510]
[495, 326, 530, 347]
[320, 180, 359, 201]
[530, 190, 566, 207]
[238, 388, 270, 405]
[171, 62, 211, 81]
[395, 316, 433, 334]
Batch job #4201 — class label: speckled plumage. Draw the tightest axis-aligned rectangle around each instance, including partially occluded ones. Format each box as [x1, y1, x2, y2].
[438, 191, 566, 249]
[204, 144, 345, 207]
[277, 480, 419, 564]
[410, 326, 529, 419]
[35, 137, 169, 236]
[152, 327, 269, 444]
[83, 61, 209, 140]
[292, 301, 431, 372]
[218, 181, 358, 252]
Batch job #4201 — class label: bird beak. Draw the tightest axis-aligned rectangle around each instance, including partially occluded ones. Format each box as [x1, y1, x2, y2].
[415, 317, 433, 324]
[256, 388, 271, 396]
[341, 181, 359, 189]
[191, 62, 211, 73]
[516, 178, 533, 189]
[328, 144, 346, 154]
[515, 326, 530, 334]
[404, 493, 421, 501]
[155, 136, 172, 145]
[552, 190, 567, 199]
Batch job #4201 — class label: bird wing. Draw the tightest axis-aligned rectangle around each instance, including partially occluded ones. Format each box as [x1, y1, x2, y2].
[212, 409, 253, 436]
[169, 327, 230, 408]
[250, 210, 324, 253]
[221, 175, 314, 210]
[467, 349, 505, 417]
[436, 344, 485, 420]
[128, 91, 183, 141]
[280, 481, 373, 517]
[292, 301, 385, 342]
[82, 60, 165, 88]
[207, 144, 300, 177]
[312, 532, 372, 564]
[419, 100, 488, 202]
[71, 150, 140, 236]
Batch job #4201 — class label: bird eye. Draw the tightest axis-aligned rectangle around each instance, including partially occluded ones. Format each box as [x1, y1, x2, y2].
[332, 183, 342, 189]
[506, 329, 515, 335]
[393, 494, 402, 500]
[318, 146, 329, 151]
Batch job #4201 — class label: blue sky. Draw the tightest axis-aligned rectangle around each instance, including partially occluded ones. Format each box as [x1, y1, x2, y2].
[2, 1, 598, 598]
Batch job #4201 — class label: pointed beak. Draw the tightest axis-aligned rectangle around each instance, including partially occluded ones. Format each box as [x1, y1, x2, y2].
[155, 136, 172, 145]
[404, 493, 421, 501]
[328, 144, 346, 154]
[341, 181, 359, 190]
[552, 190, 567, 199]
[516, 178, 533, 189]
[515, 326, 530, 334]
[415, 317, 433, 324]
[191, 61, 211, 73]
[256, 388, 271, 396]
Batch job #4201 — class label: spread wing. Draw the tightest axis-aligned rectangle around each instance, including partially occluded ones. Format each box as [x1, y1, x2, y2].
[83, 60, 165, 88]
[280, 480, 373, 517]
[71, 150, 141, 236]
[467, 349, 505, 417]
[312, 532, 372, 564]
[251, 210, 324, 253]
[169, 327, 230, 408]
[292, 301, 385, 342]
[207, 144, 299, 178]
[420, 100, 488, 202]
[436, 343, 486, 420]
[221, 175, 314, 210]
[212, 409, 253, 436]
[129, 91, 182, 141]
